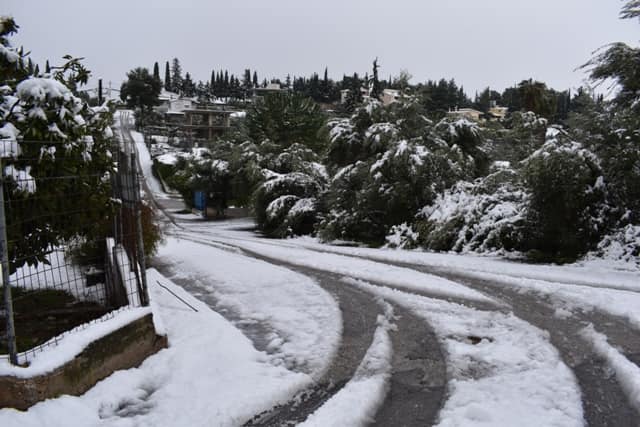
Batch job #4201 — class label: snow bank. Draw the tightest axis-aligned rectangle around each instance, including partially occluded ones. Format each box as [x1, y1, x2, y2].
[299, 301, 395, 427]
[348, 279, 584, 427]
[0, 269, 313, 427]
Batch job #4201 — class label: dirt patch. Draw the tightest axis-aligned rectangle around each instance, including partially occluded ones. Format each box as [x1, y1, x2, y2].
[0, 288, 109, 354]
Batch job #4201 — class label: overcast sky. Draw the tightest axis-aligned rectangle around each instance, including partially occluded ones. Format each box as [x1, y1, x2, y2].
[4, 0, 638, 96]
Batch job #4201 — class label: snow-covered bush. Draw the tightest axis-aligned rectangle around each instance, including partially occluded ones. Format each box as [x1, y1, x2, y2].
[587, 224, 640, 268]
[254, 172, 323, 237]
[417, 169, 527, 253]
[385, 223, 419, 249]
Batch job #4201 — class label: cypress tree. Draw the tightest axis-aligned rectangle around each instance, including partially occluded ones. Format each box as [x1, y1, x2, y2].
[253, 71, 258, 87]
[153, 61, 160, 82]
[164, 61, 171, 90]
[371, 58, 381, 99]
[45, 59, 50, 73]
[243, 69, 252, 89]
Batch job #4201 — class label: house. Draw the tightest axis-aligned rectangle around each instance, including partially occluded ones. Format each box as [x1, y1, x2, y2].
[180, 106, 234, 141]
[340, 87, 372, 104]
[381, 89, 401, 106]
[253, 82, 290, 98]
[488, 102, 509, 120]
[154, 91, 196, 114]
[447, 107, 483, 121]
[150, 99, 237, 144]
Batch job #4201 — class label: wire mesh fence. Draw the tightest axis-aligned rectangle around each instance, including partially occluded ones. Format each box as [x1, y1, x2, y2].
[0, 127, 148, 366]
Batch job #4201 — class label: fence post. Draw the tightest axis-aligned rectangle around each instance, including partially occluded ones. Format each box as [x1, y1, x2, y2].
[0, 162, 18, 365]
[130, 151, 149, 306]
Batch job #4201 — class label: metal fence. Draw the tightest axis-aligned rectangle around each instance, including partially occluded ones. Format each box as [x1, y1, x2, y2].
[0, 126, 148, 366]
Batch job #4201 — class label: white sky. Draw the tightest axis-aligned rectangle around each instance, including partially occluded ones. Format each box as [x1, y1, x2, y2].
[4, 0, 639, 96]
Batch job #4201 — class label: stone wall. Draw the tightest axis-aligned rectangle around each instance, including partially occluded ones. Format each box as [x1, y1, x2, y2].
[0, 313, 167, 410]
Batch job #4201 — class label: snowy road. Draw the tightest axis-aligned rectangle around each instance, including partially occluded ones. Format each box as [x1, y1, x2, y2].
[152, 206, 639, 426]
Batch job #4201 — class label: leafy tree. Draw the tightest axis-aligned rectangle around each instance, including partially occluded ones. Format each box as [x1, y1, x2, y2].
[120, 67, 161, 128]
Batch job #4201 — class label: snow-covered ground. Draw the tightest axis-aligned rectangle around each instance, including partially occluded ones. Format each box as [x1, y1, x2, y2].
[0, 270, 316, 427]
[155, 236, 341, 378]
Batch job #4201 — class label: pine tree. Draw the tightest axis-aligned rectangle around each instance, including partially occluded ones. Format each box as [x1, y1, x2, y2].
[45, 59, 50, 73]
[253, 71, 258, 87]
[171, 57, 183, 94]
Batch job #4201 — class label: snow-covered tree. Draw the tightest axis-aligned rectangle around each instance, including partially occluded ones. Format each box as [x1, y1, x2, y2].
[247, 93, 328, 153]
[319, 101, 486, 244]
[119, 67, 161, 128]
[520, 128, 607, 261]
[0, 18, 115, 271]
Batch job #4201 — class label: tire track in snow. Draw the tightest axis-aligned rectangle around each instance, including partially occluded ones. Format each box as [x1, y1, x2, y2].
[373, 262, 640, 426]
[170, 234, 448, 426]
